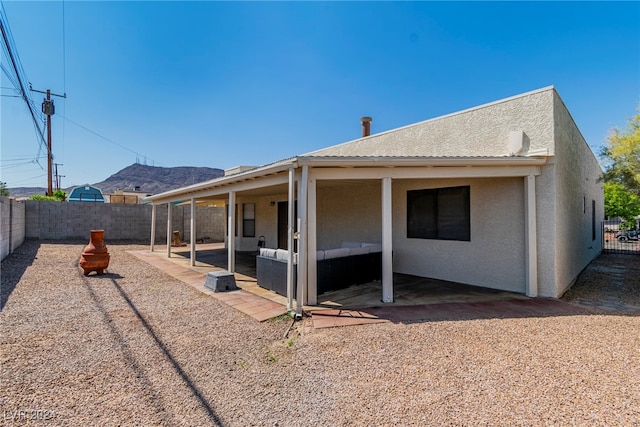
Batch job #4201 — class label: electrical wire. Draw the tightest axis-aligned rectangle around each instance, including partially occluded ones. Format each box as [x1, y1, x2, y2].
[61, 0, 66, 166]
[0, 4, 47, 153]
[7, 173, 47, 185]
[0, 63, 19, 90]
[0, 155, 46, 163]
[1, 160, 40, 170]
[62, 0, 66, 93]
[60, 114, 158, 165]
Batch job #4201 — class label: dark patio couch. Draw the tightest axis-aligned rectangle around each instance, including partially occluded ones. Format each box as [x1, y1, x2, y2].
[256, 243, 382, 297]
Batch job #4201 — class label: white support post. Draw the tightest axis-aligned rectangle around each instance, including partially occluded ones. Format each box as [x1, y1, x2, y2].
[525, 174, 538, 297]
[307, 175, 317, 305]
[150, 204, 156, 252]
[190, 198, 196, 267]
[381, 177, 394, 303]
[296, 165, 308, 315]
[286, 167, 295, 311]
[228, 191, 236, 273]
[166, 202, 172, 258]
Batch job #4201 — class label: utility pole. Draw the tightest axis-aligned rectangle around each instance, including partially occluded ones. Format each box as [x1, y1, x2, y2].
[54, 163, 64, 191]
[30, 86, 66, 196]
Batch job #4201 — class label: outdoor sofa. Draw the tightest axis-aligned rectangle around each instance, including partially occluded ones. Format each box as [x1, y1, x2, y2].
[256, 242, 382, 297]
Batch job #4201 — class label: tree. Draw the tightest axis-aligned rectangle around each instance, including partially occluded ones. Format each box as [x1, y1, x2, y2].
[29, 190, 66, 202]
[601, 111, 640, 194]
[52, 189, 66, 201]
[0, 182, 9, 197]
[604, 182, 640, 223]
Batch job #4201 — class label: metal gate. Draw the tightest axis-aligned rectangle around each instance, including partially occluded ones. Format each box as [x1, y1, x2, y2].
[603, 219, 640, 254]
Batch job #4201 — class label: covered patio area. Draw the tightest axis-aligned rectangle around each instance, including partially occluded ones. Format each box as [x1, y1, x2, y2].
[141, 243, 529, 310]
[130, 243, 589, 328]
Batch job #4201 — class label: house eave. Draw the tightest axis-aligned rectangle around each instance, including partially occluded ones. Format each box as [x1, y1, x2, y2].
[144, 158, 299, 204]
[145, 156, 549, 204]
[297, 156, 549, 168]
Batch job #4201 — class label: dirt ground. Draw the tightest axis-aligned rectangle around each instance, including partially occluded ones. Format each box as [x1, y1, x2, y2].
[1, 242, 638, 426]
[562, 252, 640, 313]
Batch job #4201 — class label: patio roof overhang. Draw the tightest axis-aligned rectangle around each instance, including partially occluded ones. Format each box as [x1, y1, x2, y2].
[144, 155, 549, 205]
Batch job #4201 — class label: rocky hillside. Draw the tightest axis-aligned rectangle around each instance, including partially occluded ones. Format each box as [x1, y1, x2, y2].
[93, 163, 224, 194]
[8, 163, 224, 198]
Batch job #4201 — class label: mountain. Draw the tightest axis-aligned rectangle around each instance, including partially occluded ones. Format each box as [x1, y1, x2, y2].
[7, 163, 225, 198]
[93, 163, 224, 194]
[4, 187, 49, 199]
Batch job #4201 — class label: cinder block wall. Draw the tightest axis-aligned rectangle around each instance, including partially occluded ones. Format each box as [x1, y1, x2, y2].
[181, 206, 226, 242]
[23, 201, 225, 243]
[0, 197, 26, 260]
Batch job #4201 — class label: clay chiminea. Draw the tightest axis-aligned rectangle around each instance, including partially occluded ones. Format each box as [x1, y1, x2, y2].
[79, 230, 110, 276]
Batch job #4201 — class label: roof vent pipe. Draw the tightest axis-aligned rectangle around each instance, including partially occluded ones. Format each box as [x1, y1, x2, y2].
[361, 116, 372, 137]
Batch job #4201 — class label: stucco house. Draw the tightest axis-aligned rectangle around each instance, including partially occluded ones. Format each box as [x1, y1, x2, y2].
[145, 86, 603, 315]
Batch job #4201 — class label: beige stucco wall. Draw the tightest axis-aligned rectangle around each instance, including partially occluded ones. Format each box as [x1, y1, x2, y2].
[231, 195, 280, 252]
[392, 178, 527, 293]
[532, 162, 559, 297]
[551, 92, 604, 297]
[316, 181, 382, 249]
[307, 87, 555, 158]
[231, 181, 383, 252]
[246, 177, 531, 294]
[216, 87, 602, 299]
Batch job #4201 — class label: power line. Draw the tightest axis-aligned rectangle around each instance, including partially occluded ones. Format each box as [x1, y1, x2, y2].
[61, 0, 66, 93]
[0, 155, 46, 162]
[0, 5, 47, 153]
[60, 114, 158, 165]
[0, 64, 19, 90]
[0, 160, 40, 170]
[61, 0, 66, 164]
[7, 173, 47, 186]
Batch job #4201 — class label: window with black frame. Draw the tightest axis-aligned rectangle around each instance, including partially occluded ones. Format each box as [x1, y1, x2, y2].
[243, 203, 256, 237]
[407, 186, 470, 241]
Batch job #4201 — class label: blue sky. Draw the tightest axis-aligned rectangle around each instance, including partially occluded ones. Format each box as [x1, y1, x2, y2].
[1, 1, 639, 190]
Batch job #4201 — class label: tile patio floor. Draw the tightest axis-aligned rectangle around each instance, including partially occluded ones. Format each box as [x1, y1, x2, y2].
[130, 243, 591, 328]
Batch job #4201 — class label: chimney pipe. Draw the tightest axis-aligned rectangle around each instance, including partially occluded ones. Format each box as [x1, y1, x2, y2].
[361, 116, 372, 137]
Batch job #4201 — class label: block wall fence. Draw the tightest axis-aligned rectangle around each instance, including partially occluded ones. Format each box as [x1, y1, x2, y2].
[0, 198, 225, 260]
[1, 197, 26, 260]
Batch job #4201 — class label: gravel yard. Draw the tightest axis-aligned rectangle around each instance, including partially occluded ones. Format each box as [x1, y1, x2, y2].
[1, 241, 639, 426]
